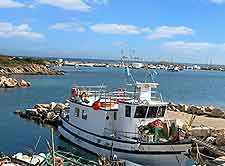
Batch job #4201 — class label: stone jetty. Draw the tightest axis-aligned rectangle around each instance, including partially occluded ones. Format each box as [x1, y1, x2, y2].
[0, 76, 31, 88]
[168, 103, 225, 119]
[167, 103, 225, 146]
[14, 100, 70, 126]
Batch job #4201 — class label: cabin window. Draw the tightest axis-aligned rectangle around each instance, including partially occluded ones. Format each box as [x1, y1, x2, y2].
[82, 110, 87, 120]
[125, 105, 131, 117]
[157, 106, 166, 117]
[134, 106, 148, 118]
[114, 112, 117, 120]
[146, 106, 166, 118]
[75, 108, 80, 117]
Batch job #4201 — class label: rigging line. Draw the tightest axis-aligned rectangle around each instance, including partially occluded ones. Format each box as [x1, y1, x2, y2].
[34, 136, 42, 151]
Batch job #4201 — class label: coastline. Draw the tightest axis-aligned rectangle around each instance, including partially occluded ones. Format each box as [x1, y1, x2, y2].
[0, 55, 64, 76]
[167, 111, 225, 129]
[0, 64, 63, 76]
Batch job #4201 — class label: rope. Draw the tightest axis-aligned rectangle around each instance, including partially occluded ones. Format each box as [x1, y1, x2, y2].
[195, 143, 206, 165]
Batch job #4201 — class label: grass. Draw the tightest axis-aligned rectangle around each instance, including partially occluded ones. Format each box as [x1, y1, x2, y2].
[0, 55, 47, 67]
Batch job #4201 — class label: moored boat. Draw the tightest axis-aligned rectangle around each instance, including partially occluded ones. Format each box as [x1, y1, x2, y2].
[58, 67, 192, 165]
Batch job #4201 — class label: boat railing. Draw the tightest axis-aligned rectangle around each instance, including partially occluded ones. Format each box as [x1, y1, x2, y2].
[90, 90, 162, 102]
[71, 85, 163, 105]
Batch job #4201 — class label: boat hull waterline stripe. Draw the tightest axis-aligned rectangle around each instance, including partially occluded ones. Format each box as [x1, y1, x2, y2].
[60, 124, 187, 155]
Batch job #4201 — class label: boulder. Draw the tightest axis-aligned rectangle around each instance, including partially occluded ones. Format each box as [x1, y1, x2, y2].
[53, 103, 66, 111]
[178, 104, 189, 112]
[34, 104, 50, 109]
[195, 106, 205, 115]
[205, 106, 215, 113]
[47, 112, 56, 119]
[17, 79, 31, 87]
[64, 102, 70, 108]
[208, 108, 224, 118]
[4, 78, 18, 88]
[189, 105, 198, 114]
[168, 103, 177, 111]
[49, 102, 57, 110]
[36, 106, 49, 114]
[0, 76, 7, 87]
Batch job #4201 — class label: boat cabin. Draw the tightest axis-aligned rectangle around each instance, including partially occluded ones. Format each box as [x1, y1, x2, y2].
[68, 83, 169, 140]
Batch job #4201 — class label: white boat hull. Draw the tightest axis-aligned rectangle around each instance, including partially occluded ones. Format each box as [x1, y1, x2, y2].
[58, 118, 192, 166]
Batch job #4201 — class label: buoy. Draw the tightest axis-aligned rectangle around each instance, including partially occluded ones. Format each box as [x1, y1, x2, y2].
[92, 101, 101, 110]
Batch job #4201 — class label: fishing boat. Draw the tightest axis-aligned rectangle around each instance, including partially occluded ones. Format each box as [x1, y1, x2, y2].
[58, 67, 192, 165]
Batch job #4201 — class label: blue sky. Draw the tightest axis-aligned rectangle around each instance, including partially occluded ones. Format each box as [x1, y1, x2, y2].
[1, 0, 225, 64]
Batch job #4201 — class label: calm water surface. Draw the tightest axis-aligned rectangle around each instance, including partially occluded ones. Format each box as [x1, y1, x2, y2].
[1, 66, 225, 164]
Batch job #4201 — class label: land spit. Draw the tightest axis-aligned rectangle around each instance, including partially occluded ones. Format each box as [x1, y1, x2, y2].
[0, 64, 63, 76]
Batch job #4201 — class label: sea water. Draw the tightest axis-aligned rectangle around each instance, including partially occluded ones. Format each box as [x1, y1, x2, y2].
[1, 66, 225, 165]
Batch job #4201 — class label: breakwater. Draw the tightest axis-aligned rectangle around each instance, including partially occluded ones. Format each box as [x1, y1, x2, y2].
[168, 103, 225, 118]
[14, 100, 69, 126]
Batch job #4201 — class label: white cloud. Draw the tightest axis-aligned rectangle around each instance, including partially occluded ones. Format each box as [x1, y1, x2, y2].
[49, 22, 86, 32]
[90, 24, 144, 35]
[86, 0, 109, 5]
[38, 0, 91, 11]
[0, 22, 45, 40]
[163, 41, 225, 51]
[0, 0, 26, 8]
[148, 26, 194, 39]
[208, 0, 225, 4]
[141, 27, 151, 33]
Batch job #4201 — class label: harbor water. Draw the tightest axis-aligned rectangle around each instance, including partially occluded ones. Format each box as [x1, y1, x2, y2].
[1, 66, 225, 164]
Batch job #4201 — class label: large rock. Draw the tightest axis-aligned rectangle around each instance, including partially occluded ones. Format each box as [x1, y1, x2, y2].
[4, 78, 18, 88]
[35, 104, 50, 109]
[17, 79, 31, 87]
[0, 76, 7, 87]
[168, 103, 178, 111]
[36, 106, 48, 114]
[47, 112, 56, 119]
[53, 103, 66, 111]
[208, 108, 224, 118]
[178, 104, 189, 112]
[49, 102, 57, 110]
[205, 106, 215, 113]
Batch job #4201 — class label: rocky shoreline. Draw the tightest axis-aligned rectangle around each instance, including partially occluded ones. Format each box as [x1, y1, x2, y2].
[168, 103, 225, 119]
[0, 76, 31, 88]
[0, 64, 63, 76]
